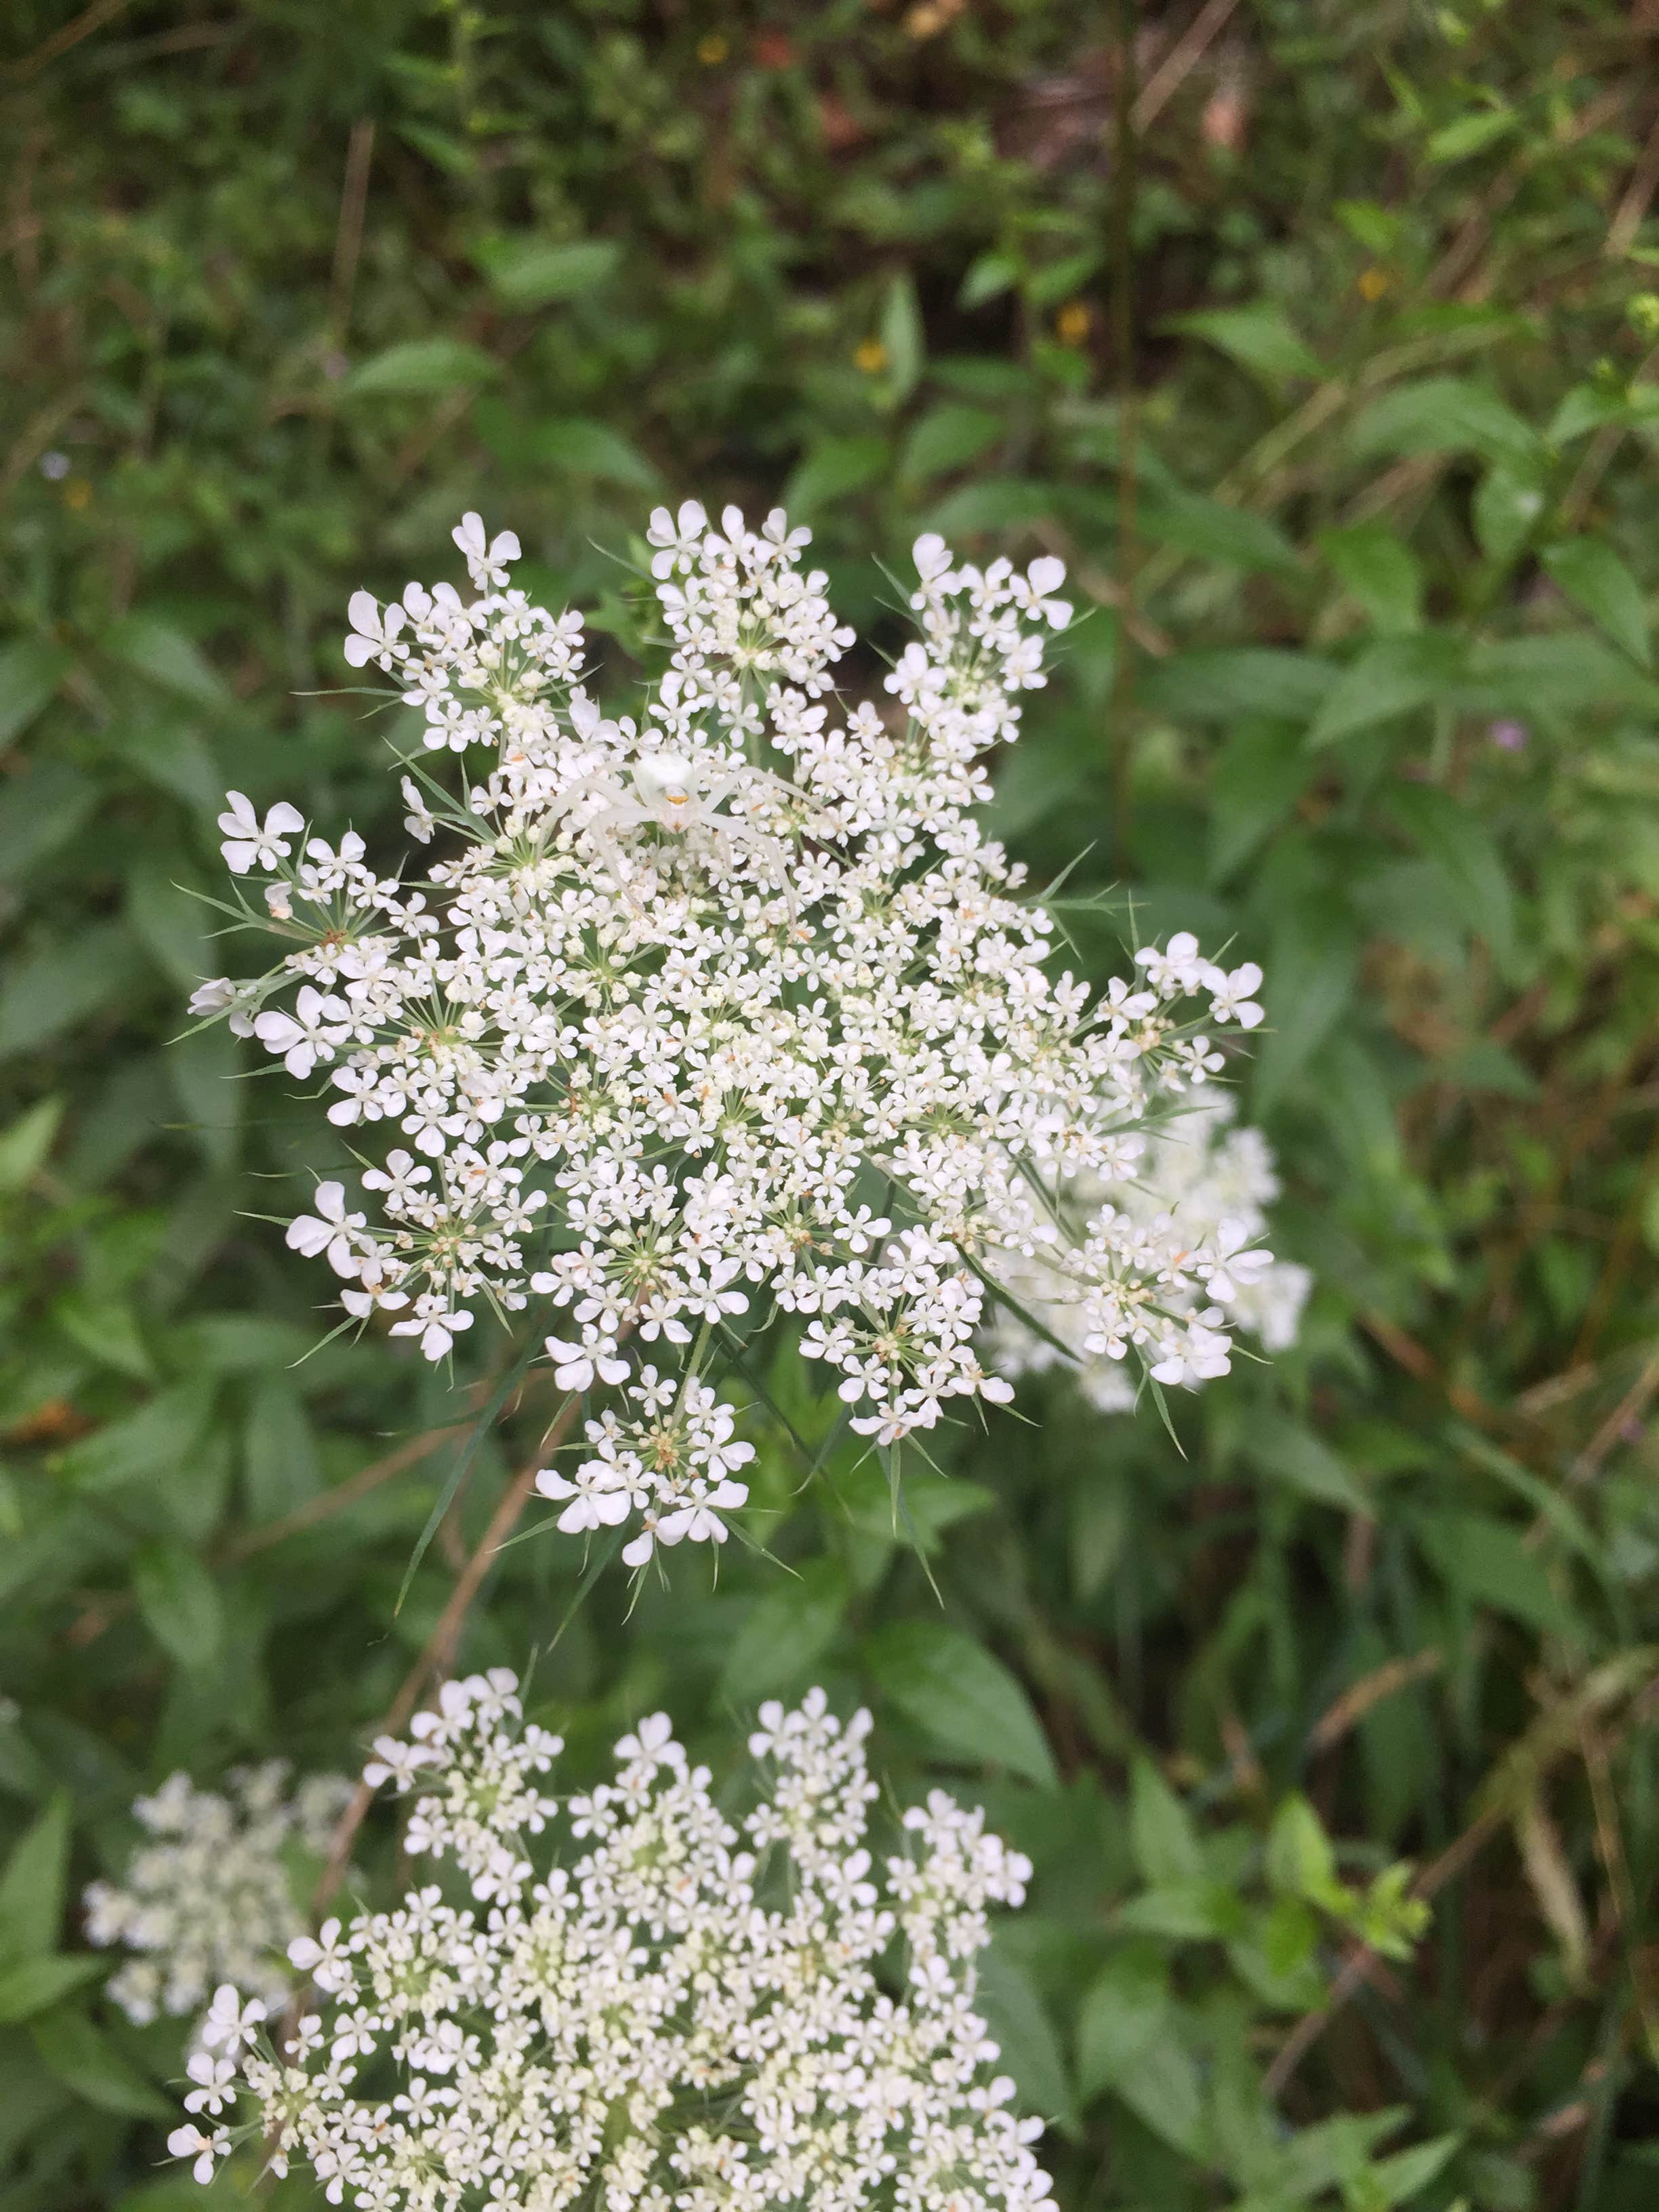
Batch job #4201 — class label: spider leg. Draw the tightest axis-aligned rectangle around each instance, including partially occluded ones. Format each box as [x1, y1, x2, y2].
[721, 818, 798, 920]
[541, 768, 612, 830]
[583, 815, 649, 912]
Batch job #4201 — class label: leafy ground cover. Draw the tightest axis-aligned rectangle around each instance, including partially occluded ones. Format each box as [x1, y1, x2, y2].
[3, 1, 1659, 2207]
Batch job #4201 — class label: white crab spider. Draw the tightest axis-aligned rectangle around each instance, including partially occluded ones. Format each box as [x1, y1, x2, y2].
[546, 750, 800, 901]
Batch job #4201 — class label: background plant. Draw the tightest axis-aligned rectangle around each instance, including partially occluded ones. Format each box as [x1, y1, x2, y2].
[2, 3, 1658, 2210]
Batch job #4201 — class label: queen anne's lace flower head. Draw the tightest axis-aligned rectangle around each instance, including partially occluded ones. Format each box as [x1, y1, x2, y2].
[174, 1671, 1053, 2212]
[196, 502, 1279, 1566]
[83, 1762, 351, 2029]
[987, 1089, 1312, 1408]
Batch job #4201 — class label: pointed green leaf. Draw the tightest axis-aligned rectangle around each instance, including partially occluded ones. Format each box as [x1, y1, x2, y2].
[1307, 634, 1465, 749]
[132, 1542, 225, 1672]
[1542, 537, 1651, 667]
[104, 615, 230, 711]
[0, 1955, 105, 2026]
[1265, 1795, 1338, 1900]
[721, 1560, 848, 1702]
[1129, 1759, 1203, 1886]
[1076, 1948, 1170, 2099]
[344, 339, 499, 398]
[0, 1795, 71, 1962]
[1142, 490, 1302, 577]
[1349, 378, 1540, 470]
[880, 270, 925, 403]
[977, 1948, 1077, 2131]
[0, 638, 70, 754]
[1141, 649, 1335, 724]
[31, 2007, 171, 2118]
[1168, 302, 1323, 382]
[783, 436, 889, 518]
[1319, 523, 1423, 634]
[1385, 782, 1519, 977]
[476, 236, 620, 307]
[865, 1622, 1057, 1787]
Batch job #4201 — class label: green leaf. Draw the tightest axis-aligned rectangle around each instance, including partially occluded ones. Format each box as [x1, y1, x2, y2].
[1116, 1883, 1245, 1938]
[783, 435, 889, 518]
[1415, 1512, 1576, 1636]
[1076, 1948, 1170, 2097]
[1141, 649, 1334, 724]
[104, 615, 230, 711]
[1265, 1795, 1338, 1900]
[880, 269, 925, 404]
[1025, 249, 1101, 310]
[1466, 632, 1659, 715]
[31, 2007, 170, 2118]
[53, 1288, 154, 1382]
[958, 251, 1019, 309]
[169, 1022, 242, 1174]
[1385, 781, 1519, 977]
[1244, 1412, 1368, 1511]
[132, 1542, 225, 1671]
[865, 1621, 1057, 1787]
[1307, 634, 1465, 748]
[344, 338, 499, 398]
[898, 404, 1003, 485]
[0, 758, 96, 882]
[1348, 377, 1540, 470]
[0, 638, 70, 754]
[1126, 2059, 1230, 2171]
[1541, 537, 1651, 667]
[1141, 489, 1302, 577]
[1366, 2132, 1462, 2204]
[476, 236, 620, 307]
[0, 1098, 63, 1195]
[0, 1955, 105, 2026]
[1267, 2110, 1412, 2202]
[1319, 523, 1423, 634]
[976, 1947, 1077, 2130]
[518, 416, 658, 489]
[1472, 466, 1547, 567]
[1078, 1953, 1208, 2154]
[1168, 302, 1324, 382]
[720, 1560, 848, 1702]
[1425, 107, 1517, 164]
[58, 1380, 218, 1496]
[0, 1795, 70, 1963]
[243, 1379, 323, 1521]
[0, 925, 144, 1063]
[1252, 915, 1360, 1111]
[127, 861, 212, 987]
[110, 714, 224, 815]
[1229, 1899, 1326, 2012]
[924, 478, 1061, 535]
[1208, 721, 1318, 884]
[1129, 1758, 1203, 1885]
[1548, 383, 1637, 444]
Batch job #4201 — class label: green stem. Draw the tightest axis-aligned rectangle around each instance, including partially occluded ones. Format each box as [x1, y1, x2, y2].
[1109, 0, 1140, 869]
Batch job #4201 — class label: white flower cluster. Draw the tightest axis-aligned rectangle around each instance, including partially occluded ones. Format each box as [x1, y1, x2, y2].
[987, 1088, 1312, 1412]
[171, 1669, 1052, 2212]
[83, 1761, 351, 2028]
[192, 501, 1273, 1563]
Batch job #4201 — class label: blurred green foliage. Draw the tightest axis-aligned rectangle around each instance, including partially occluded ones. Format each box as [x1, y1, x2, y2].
[3, 1, 1659, 2208]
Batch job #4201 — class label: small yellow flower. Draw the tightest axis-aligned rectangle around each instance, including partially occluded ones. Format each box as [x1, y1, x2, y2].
[696, 33, 728, 64]
[1357, 266, 1391, 302]
[853, 338, 888, 375]
[1054, 300, 1091, 346]
[64, 479, 93, 511]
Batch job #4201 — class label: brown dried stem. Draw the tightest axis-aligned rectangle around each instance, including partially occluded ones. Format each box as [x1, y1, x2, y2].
[311, 1389, 581, 1917]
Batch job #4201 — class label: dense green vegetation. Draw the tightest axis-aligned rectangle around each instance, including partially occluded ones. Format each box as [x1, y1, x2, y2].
[3, 1, 1659, 2207]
